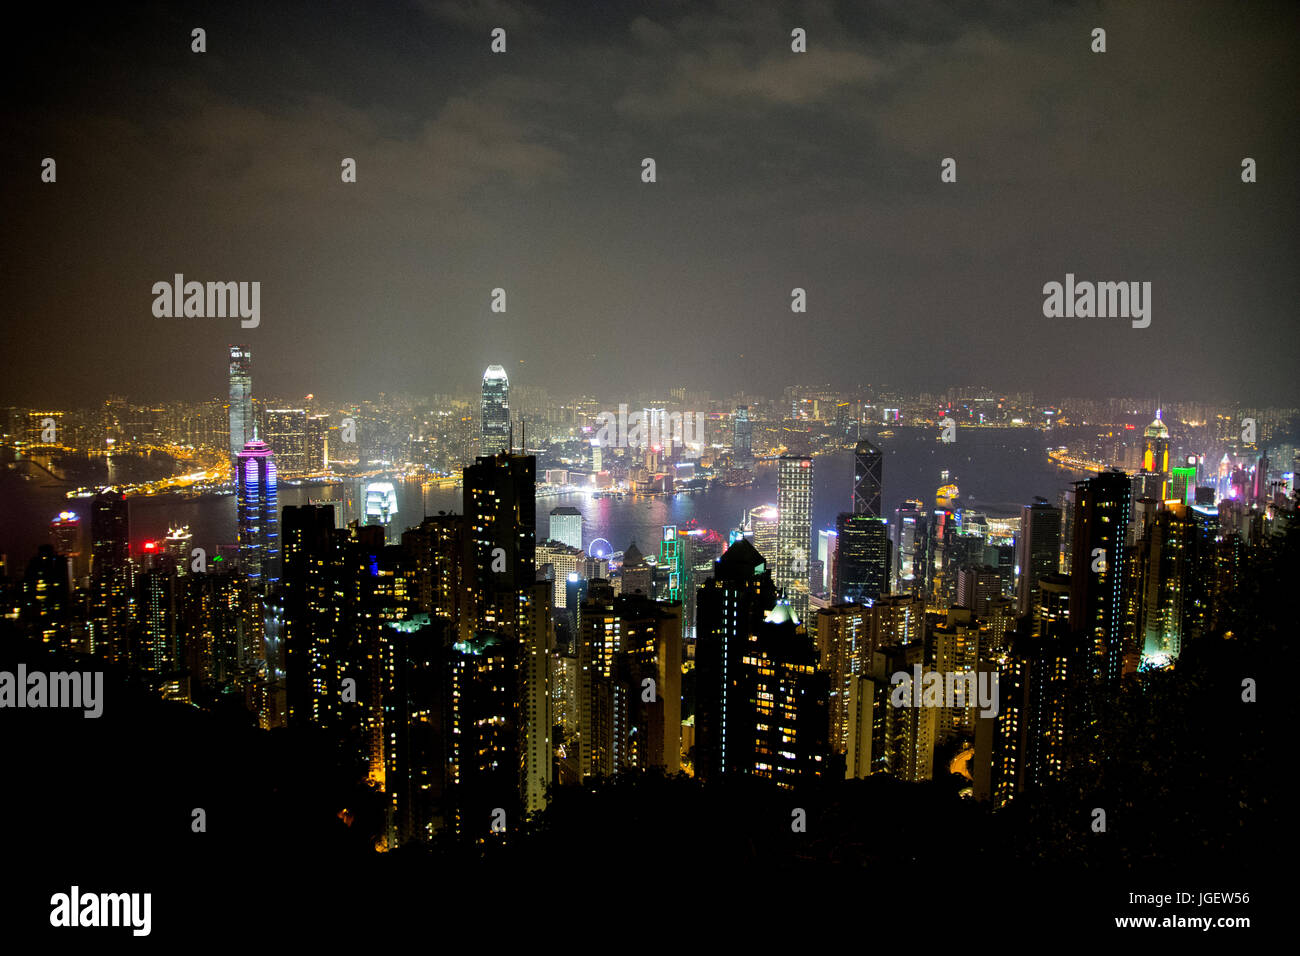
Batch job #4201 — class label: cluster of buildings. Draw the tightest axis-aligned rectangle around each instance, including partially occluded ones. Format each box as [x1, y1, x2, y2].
[3, 344, 1296, 844]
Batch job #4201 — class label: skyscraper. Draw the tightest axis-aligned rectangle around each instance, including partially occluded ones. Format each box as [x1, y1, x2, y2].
[281, 503, 336, 728]
[818, 528, 838, 597]
[236, 438, 279, 587]
[1069, 470, 1132, 691]
[694, 539, 829, 785]
[775, 455, 813, 618]
[461, 450, 551, 815]
[49, 510, 81, 588]
[264, 407, 308, 477]
[834, 513, 890, 606]
[956, 565, 1003, 617]
[577, 587, 682, 778]
[732, 406, 753, 463]
[481, 365, 510, 453]
[852, 439, 883, 517]
[744, 505, 779, 561]
[1016, 498, 1062, 616]
[89, 490, 130, 661]
[549, 506, 583, 550]
[464, 449, 536, 627]
[1139, 410, 1172, 501]
[228, 345, 253, 459]
[892, 500, 930, 597]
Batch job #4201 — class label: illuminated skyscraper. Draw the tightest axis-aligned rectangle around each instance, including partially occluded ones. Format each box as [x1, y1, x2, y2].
[818, 528, 838, 597]
[1069, 470, 1132, 691]
[733, 406, 753, 463]
[383, 614, 453, 845]
[745, 505, 779, 561]
[956, 565, 1003, 617]
[892, 500, 929, 597]
[481, 365, 510, 453]
[549, 506, 583, 550]
[1138, 410, 1171, 500]
[280, 503, 336, 728]
[265, 407, 308, 477]
[852, 439, 883, 518]
[1134, 502, 1214, 665]
[49, 510, 81, 588]
[21, 545, 69, 647]
[89, 490, 130, 661]
[695, 540, 829, 785]
[775, 455, 814, 619]
[461, 450, 551, 816]
[834, 513, 889, 606]
[228, 345, 253, 459]
[236, 439, 279, 587]
[164, 525, 193, 578]
[1016, 498, 1061, 616]
[577, 587, 682, 778]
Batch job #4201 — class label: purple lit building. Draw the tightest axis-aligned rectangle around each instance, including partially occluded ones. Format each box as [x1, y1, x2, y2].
[237, 438, 279, 586]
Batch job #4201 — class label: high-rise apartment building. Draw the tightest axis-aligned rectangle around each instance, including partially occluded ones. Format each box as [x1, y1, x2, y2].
[1016, 498, 1061, 616]
[1069, 470, 1132, 692]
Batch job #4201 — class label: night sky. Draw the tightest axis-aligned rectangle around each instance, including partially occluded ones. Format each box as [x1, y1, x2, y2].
[3, 0, 1297, 405]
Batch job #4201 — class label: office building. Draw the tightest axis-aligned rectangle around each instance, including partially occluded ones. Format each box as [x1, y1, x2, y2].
[228, 345, 253, 459]
[481, 365, 510, 452]
[236, 438, 279, 588]
[776, 456, 814, 618]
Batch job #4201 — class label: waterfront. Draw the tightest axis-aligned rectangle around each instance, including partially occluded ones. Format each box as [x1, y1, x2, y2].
[0, 427, 1095, 568]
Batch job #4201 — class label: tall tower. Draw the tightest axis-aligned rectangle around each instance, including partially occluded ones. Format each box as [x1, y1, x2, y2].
[464, 450, 536, 629]
[834, 513, 890, 606]
[891, 500, 930, 597]
[732, 406, 753, 463]
[1139, 410, 1171, 501]
[236, 438, 279, 588]
[695, 539, 829, 784]
[264, 407, 308, 477]
[481, 365, 510, 453]
[280, 503, 336, 728]
[461, 450, 551, 816]
[852, 439, 883, 517]
[1016, 498, 1062, 616]
[1069, 470, 1132, 691]
[744, 505, 779, 561]
[49, 510, 81, 588]
[228, 345, 253, 459]
[89, 490, 131, 661]
[775, 455, 814, 618]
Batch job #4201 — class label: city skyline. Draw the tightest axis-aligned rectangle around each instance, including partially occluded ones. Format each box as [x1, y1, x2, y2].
[0, 0, 1284, 939]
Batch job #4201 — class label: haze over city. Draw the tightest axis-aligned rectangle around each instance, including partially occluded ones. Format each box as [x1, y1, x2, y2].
[3, 0, 1297, 405]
